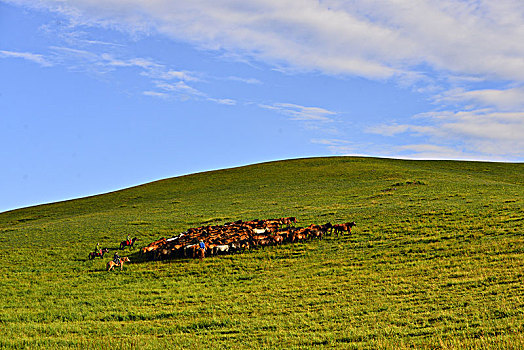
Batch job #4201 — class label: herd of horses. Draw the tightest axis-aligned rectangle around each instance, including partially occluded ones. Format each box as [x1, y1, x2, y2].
[90, 217, 356, 268]
[141, 217, 356, 261]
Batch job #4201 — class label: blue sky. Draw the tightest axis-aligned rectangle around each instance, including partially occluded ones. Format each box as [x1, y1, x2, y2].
[1, 0, 523, 212]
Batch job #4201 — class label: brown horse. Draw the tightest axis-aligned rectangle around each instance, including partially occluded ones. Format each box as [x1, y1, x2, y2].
[281, 217, 297, 227]
[141, 237, 166, 254]
[106, 257, 130, 271]
[120, 237, 138, 250]
[89, 248, 109, 260]
[333, 222, 356, 236]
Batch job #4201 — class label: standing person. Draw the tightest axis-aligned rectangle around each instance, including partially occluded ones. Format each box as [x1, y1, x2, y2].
[198, 240, 206, 262]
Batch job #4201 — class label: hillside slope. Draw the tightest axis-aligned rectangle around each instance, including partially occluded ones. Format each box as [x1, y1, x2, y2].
[0, 157, 523, 349]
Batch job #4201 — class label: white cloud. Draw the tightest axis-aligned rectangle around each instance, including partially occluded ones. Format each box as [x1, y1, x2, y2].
[100, 53, 158, 69]
[227, 76, 261, 85]
[7, 0, 524, 81]
[369, 109, 524, 159]
[143, 91, 168, 99]
[311, 138, 355, 154]
[207, 98, 237, 105]
[260, 103, 336, 122]
[367, 123, 437, 137]
[159, 70, 199, 82]
[145, 81, 237, 105]
[154, 81, 204, 97]
[0, 49, 52, 66]
[6, 0, 524, 161]
[49, 46, 111, 72]
[47, 47, 201, 85]
[367, 124, 411, 137]
[394, 144, 477, 161]
[438, 87, 524, 110]
[40, 25, 126, 48]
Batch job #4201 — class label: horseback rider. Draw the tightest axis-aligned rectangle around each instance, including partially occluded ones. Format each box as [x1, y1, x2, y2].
[126, 234, 131, 244]
[113, 251, 121, 265]
[95, 242, 101, 255]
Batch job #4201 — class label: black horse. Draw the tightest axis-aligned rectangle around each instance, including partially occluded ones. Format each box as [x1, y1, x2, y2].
[120, 237, 138, 250]
[88, 248, 109, 260]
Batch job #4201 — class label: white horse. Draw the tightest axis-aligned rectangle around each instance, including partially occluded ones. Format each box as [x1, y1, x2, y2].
[213, 244, 229, 256]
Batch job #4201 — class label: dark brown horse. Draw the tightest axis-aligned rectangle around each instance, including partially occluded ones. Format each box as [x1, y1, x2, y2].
[344, 221, 356, 233]
[281, 217, 297, 227]
[120, 237, 138, 250]
[333, 222, 356, 236]
[88, 248, 109, 260]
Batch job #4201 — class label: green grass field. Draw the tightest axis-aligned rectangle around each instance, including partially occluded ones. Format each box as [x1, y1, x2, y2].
[0, 156, 523, 349]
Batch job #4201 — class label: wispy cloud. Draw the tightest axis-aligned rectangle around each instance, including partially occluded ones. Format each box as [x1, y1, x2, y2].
[153, 70, 200, 82]
[437, 87, 524, 110]
[0, 49, 52, 66]
[7, 0, 524, 160]
[143, 90, 168, 99]
[9, 43, 234, 105]
[394, 144, 476, 161]
[99, 53, 158, 69]
[207, 98, 236, 105]
[226, 76, 262, 85]
[259, 103, 336, 122]
[10, 0, 524, 82]
[145, 78, 237, 105]
[311, 138, 355, 154]
[154, 81, 201, 95]
[369, 109, 524, 159]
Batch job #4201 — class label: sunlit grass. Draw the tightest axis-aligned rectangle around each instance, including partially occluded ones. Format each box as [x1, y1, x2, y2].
[0, 157, 523, 349]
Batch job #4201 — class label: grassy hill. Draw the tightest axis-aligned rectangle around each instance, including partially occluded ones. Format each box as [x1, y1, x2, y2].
[0, 156, 523, 349]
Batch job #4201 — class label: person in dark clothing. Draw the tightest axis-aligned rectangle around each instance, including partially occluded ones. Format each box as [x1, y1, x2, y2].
[113, 251, 121, 265]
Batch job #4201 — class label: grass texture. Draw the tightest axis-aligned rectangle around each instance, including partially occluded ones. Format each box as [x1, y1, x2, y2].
[0, 156, 523, 349]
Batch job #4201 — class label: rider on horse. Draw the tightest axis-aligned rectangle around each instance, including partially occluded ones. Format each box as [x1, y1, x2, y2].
[95, 242, 101, 255]
[113, 251, 121, 265]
